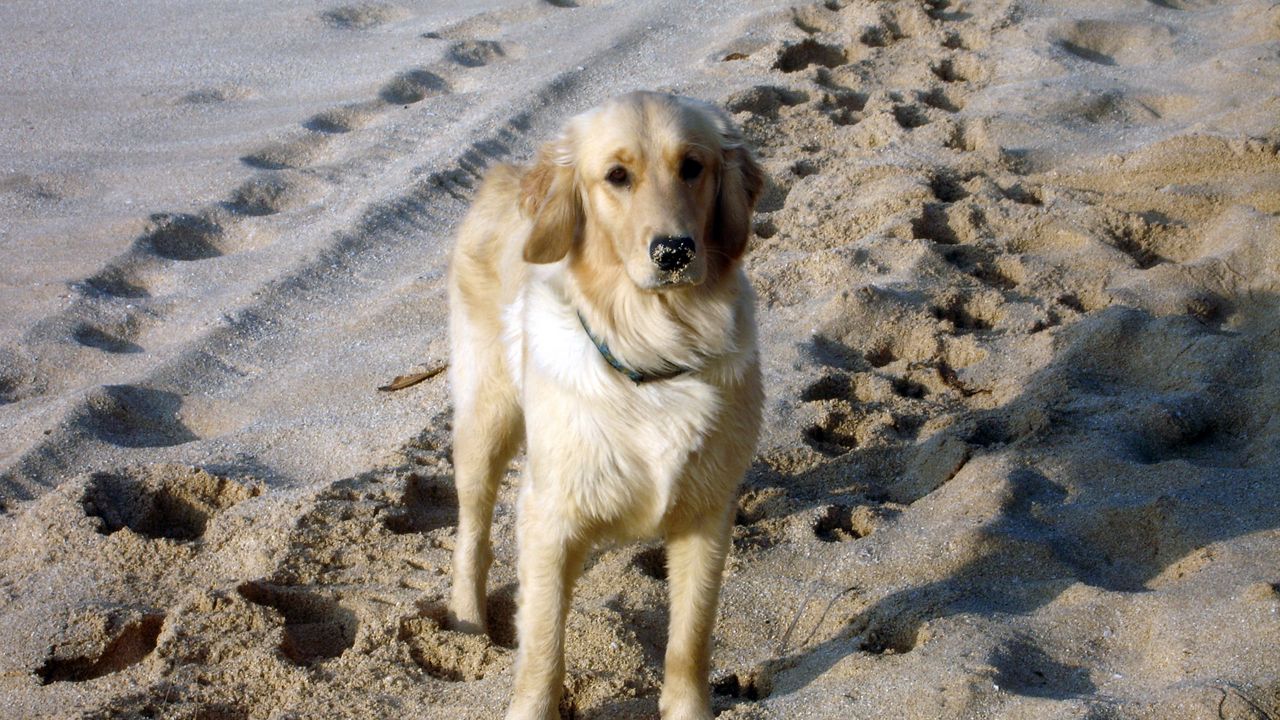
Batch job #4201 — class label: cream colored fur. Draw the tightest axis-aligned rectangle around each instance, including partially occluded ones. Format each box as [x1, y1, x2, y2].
[446, 92, 764, 720]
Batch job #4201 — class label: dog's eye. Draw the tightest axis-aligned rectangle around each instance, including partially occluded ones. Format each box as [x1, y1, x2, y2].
[605, 166, 629, 186]
[679, 157, 703, 181]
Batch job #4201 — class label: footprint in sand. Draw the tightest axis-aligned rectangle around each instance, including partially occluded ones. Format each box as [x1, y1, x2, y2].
[892, 102, 931, 129]
[303, 101, 383, 134]
[724, 85, 810, 119]
[789, 159, 822, 181]
[237, 581, 358, 665]
[320, 2, 408, 30]
[799, 375, 921, 453]
[919, 86, 964, 113]
[77, 384, 200, 448]
[820, 85, 870, 126]
[989, 637, 1095, 697]
[83, 263, 153, 299]
[929, 49, 987, 85]
[856, 600, 933, 655]
[630, 545, 667, 581]
[137, 211, 228, 261]
[924, 0, 972, 23]
[753, 216, 780, 240]
[0, 351, 45, 405]
[857, 21, 906, 49]
[71, 320, 143, 355]
[1052, 18, 1176, 66]
[380, 68, 451, 105]
[446, 39, 519, 68]
[0, 171, 88, 204]
[941, 28, 978, 50]
[241, 134, 333, 170]
[735, 485, 794, 528]
[1147, 0, 1219, 9]
[813, 502, 899, 542]
[397, 608, 511, 681]
[712, 663, 775, 708]
[911, 202, 962, 244]
[929, 172, 971, 203]
[1095, 209, 1183, 269]
[226, 172, 323, 217]
[929, 290, 1005, 334]
[136, 206, 270, 260]
[380, 471, 457, 535]
[936, 244, 1025, 292]
[1130, 393, 1246, 468]
[813, 503, 862, 542]
[773, 38, 849, 73]
[81, 465, 259, 542]
[179, 83, 255, 105]
[34, 603, 165, 684]
[0, 376, 23, 406]
[791, 5, 837, 35]
[798, 384, 861, 456]
[399, 584, 518, 656]
[941, 118, 987, 153]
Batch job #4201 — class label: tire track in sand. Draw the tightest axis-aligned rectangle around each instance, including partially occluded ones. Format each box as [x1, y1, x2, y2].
[0, 1, 718, 509]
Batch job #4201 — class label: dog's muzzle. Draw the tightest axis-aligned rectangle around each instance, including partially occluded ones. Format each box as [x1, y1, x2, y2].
[649, 235, 695, 272]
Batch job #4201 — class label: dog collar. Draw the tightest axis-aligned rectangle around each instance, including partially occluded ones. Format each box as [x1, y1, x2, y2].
[577, 312, 692, 384]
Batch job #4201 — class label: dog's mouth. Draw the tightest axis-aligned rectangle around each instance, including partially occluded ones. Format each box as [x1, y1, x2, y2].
[647, 262, 707, 290]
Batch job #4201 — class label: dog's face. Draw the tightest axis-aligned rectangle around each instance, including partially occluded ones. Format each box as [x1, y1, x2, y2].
[520, 92, 764, 291]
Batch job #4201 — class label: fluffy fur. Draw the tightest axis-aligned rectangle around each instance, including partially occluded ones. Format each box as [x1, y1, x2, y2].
[446, 91, 765, 720]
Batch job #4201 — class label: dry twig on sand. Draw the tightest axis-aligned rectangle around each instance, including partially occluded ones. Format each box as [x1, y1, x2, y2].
[377, 363, 448, 392]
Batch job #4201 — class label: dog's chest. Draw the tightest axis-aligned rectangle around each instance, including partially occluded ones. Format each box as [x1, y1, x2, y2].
[529, 373, 721, 535]
[510, 284, 729, 535]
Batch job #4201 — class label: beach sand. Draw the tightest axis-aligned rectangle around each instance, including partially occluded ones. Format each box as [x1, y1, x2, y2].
[1, 0, 1278, 717]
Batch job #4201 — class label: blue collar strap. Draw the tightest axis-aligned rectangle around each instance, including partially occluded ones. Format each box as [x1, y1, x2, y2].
[577, 312, 692, 384]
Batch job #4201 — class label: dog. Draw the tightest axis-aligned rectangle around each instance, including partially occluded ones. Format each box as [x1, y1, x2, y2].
[446, 91, 764, 720]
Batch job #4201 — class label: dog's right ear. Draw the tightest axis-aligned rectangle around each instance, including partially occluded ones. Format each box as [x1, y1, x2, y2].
[520, 137, 581, 264]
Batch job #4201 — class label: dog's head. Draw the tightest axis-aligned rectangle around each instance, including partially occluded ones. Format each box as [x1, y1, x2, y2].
[519, 92, 764, 290]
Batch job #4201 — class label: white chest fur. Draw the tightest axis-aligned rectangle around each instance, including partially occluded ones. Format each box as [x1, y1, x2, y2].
[503, 275, 731, 538]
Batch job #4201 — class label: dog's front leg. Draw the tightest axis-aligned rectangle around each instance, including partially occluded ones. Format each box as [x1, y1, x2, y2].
[660, 506, 734, 720]
[507, 496, 587, 720]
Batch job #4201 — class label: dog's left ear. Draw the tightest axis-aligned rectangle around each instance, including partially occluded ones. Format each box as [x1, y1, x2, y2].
[712, 135, 765, 261]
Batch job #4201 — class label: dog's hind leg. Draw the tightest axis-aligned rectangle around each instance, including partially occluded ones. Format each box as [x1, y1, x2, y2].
[448, 338, 522, 635]
[659, 505, 735, 720]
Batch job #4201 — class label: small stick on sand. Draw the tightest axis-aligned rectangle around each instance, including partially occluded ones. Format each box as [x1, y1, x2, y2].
[777, 582, 823, 655]
[777, 582, 861, 656]
[378, 363, 448, 392]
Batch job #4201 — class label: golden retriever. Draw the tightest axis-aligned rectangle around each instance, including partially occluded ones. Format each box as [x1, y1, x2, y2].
[446, 91, 764, 720]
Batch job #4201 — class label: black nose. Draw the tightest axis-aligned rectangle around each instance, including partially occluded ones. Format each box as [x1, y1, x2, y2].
[649, 235, 695, 272]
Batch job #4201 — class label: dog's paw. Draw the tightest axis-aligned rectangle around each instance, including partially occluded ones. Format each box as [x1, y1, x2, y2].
[445, 613, 486, 635]
[658, 694, 713, 720]
[504, 696, 560, 720]
[445, 604, 487, 635]
[659, 708, 713, 720]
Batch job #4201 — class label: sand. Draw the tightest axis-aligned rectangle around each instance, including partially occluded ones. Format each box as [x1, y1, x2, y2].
[1, 0, 1278, 718]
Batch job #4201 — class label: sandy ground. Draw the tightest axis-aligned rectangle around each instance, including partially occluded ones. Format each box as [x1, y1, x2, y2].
[2, 0, 1279, 718]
